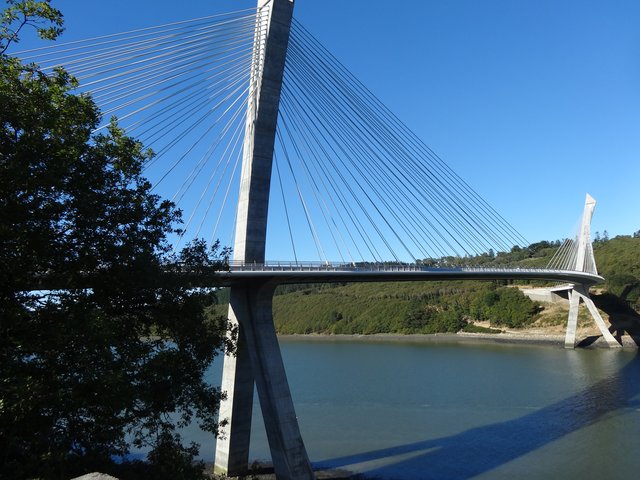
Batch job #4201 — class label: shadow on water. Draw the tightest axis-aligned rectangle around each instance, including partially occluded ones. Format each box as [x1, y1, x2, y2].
[315, 351, 640, 480]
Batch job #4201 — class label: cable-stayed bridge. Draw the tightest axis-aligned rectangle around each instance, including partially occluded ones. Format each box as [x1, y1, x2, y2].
[20, 5, 530, 262]
[16, 1, 622, 478]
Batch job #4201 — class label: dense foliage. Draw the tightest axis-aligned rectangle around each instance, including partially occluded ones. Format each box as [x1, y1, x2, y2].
[594, 235, 640, 309]
[266, 281, 539, 334]
[0, 3, 229, 478]
[0, 0, 63, 54]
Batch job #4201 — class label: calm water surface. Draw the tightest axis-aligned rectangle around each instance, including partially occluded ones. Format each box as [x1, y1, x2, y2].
[193, 339, 640, 479]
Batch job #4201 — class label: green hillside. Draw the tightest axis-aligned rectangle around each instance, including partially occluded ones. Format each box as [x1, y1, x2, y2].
[272, 280, 537, 334]
[594, 235, 640, 307]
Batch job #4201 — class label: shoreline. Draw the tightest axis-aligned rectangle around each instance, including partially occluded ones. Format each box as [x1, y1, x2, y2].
[278, 332, 639, 348]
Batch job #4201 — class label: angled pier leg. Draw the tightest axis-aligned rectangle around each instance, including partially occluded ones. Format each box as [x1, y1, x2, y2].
[564, 284, 621, 348]
[563, 196, 620, 348]
[231, 281, 313, 479]
[565, 289, 580, 349]
[574, 285, 621, 348]
[214, 313, 255, 476]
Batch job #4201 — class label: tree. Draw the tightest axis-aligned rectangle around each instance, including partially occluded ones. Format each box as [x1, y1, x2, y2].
[526, 240, 551, 256]
[0, 3, 230, 478]
[0, 0, 63, 54]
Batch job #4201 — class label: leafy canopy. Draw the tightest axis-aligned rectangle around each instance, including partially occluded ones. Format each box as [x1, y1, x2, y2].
[0, 3, 231, 479]
[0, 0, 63, 53]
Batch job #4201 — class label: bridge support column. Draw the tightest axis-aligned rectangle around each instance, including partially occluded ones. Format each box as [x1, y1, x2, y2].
[214, 317, 255, 475]
[563, 195, 620, 348]
[216, 281, 312, 479]
[564, 289, 580, 348]
[214, 0, 311, 477]
[564, 284, 621, 348]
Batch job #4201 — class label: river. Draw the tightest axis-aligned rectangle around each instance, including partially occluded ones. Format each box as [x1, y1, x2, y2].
[191, 337, 640, 479]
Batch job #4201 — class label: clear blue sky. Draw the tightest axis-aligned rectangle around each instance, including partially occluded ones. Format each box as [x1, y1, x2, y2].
[12, 0, 640, 247]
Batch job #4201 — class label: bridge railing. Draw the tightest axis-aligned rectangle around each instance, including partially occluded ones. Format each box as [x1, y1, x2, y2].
[227, 260, 427, 272]
[224, 260, 587, 275]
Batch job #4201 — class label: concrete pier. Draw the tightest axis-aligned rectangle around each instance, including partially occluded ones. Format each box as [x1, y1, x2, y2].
[563, 195, 620, 349]
[214, 0, 313, 478]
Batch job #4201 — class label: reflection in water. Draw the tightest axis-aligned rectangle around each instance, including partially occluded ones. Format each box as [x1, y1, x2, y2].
[317, 351, 640, 480]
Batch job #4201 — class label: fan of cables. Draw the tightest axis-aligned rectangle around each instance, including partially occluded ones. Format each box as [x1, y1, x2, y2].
[16, 7, 529, 264]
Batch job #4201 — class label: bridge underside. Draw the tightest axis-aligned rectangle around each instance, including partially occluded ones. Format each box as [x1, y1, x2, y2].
[213, 267, 605, 288]
[31, 267, 604, 290]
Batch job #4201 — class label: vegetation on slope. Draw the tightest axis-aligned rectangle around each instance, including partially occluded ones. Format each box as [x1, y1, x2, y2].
[594, 234, 640, 309]
[271, 281, 539, 334]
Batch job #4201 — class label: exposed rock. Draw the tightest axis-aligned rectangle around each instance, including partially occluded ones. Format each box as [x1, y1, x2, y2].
[70, 473, 119, 480]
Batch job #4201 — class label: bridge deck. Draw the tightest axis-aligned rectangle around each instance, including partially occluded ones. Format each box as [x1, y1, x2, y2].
[215, 263, 603, 287]
[29, 264, 603, 291]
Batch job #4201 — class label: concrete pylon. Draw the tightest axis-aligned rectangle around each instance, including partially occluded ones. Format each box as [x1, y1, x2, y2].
[214, 0, 314, 478]
[564, 194, 620, 349]
[574, 193, 597, 274]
